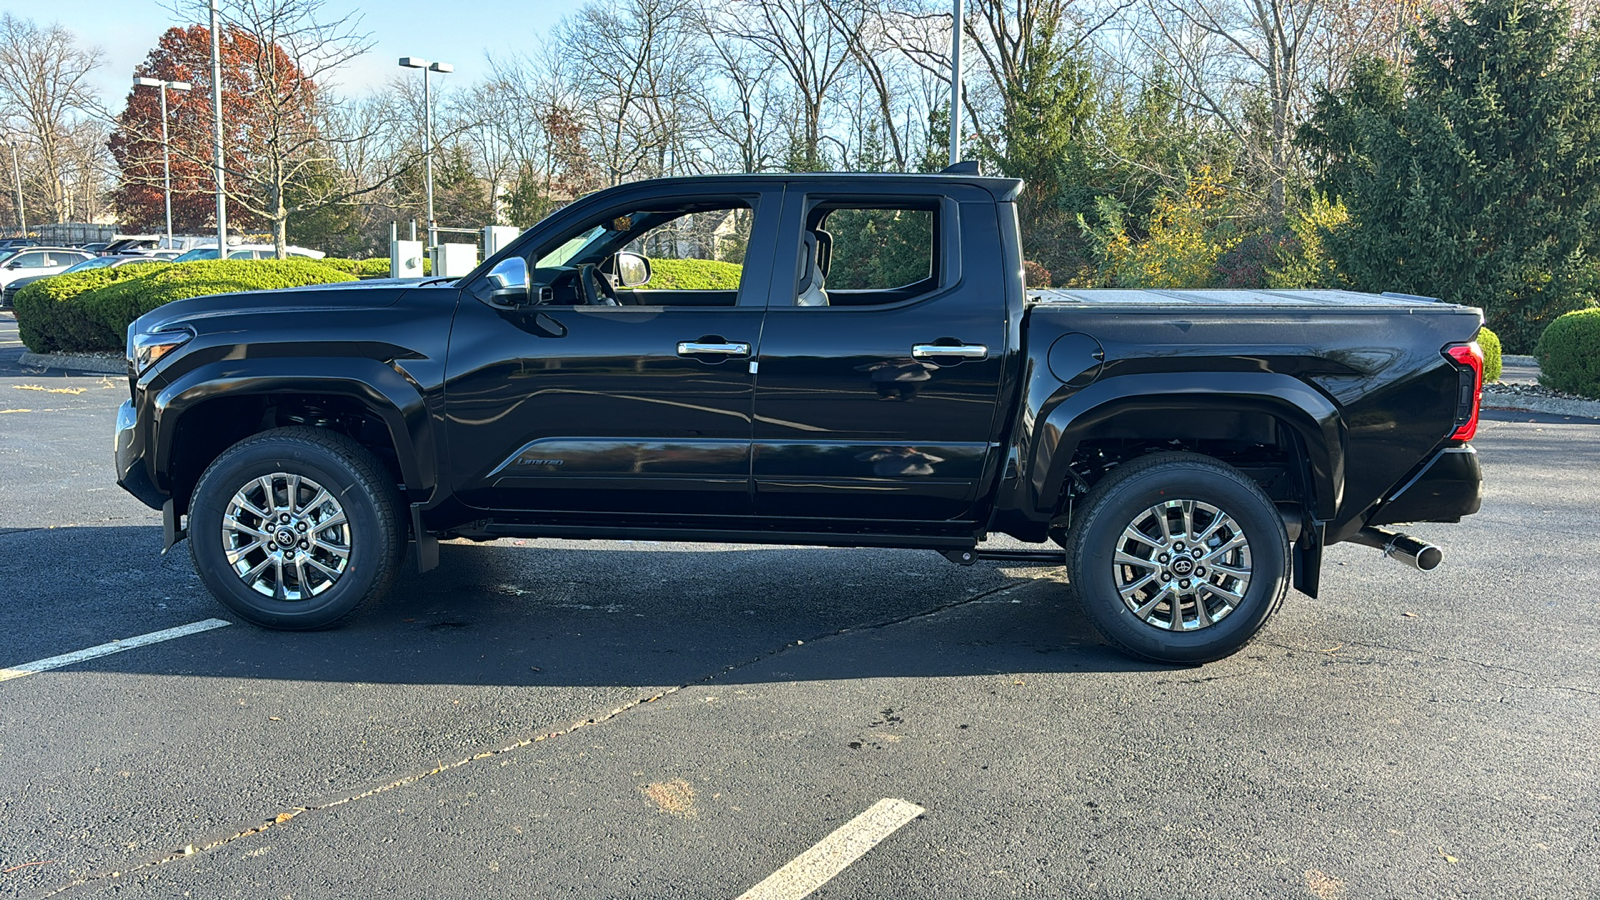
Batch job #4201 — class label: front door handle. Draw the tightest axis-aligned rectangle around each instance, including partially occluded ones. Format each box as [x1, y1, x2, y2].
[678, 341, 751, 357]
[911, 343, 988, 360]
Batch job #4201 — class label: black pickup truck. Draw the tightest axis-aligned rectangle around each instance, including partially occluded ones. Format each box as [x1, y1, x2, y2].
[114, 172, 1485, 663]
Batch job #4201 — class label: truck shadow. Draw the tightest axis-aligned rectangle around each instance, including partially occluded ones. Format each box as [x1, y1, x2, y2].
[0, 525, 1166, 686]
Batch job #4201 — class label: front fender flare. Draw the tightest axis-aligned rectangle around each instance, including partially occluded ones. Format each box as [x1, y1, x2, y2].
[151, 357, 435, 496]
[1029, 372, 1345, 520]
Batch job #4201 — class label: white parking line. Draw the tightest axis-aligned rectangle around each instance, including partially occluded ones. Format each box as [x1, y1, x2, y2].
[0, 618, 231, 682]
[735, 798, 925, 900]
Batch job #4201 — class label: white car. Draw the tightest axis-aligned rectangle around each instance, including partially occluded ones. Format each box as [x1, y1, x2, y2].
[0, 247, 96, 289]
[171, 244, 326, 262]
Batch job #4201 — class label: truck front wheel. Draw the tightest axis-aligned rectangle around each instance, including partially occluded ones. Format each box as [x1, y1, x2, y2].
[188, 427, 405, 629]
[1064, 452, 1289, 664]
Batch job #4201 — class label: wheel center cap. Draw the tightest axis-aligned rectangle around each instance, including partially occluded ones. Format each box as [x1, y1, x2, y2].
[1171, 558, 1196, 576]
[275, 528, 297, 547]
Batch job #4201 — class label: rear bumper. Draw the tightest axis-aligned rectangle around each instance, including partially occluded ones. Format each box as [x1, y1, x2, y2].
[115, 399, 167, 510]
[1367, 445, 1483, 526]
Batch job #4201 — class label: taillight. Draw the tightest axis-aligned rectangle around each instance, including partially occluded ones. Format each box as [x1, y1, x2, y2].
[1444, 342, 1484, 441]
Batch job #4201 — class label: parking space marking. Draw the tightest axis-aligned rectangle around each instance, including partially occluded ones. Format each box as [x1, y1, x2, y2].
[735, 798, 925, 900]
[0, 618, 231, 682]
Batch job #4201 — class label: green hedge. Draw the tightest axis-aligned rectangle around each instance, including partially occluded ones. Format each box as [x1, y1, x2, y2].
[14, 266, 153, 353]
[1535, 308, 1600, 399]
[633, 258, 742, 291]
[14, 259, 356, 353]
[1478, 325, 1503, 383]
[319, 257, 431, 278]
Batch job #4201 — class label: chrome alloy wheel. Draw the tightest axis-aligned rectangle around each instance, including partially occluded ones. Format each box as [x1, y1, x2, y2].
[221, 473, 351, 600]
[1112, 499, 1253, 632]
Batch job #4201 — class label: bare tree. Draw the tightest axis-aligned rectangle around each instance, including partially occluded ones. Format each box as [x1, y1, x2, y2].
[0, 14, 106, 225]
[553, 0, 711, 187]
[818, 0, 915, 169]
[692, 5, 788, 173]
[723, 0, 853, 169]
[1135, 0, 1333, 215]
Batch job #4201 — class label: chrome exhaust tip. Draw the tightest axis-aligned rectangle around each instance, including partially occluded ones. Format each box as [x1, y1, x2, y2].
[1353, 527, 1443, 571]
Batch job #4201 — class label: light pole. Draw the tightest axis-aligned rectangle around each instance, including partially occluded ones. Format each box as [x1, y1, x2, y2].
[210, 0, 226, 254]
[6, 140, 23, 236]
[949, 0, 963, 167]
[133, 77, 192, 247]
[398, 57, 453, 254]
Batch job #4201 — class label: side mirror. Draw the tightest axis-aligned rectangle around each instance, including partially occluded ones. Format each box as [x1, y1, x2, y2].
[615, 251, 651, 288]
[485, 257, 529, 305]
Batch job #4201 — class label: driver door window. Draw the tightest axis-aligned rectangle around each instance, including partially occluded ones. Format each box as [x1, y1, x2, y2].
[528, 199, 757, 308]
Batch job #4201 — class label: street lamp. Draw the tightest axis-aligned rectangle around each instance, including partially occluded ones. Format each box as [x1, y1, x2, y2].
[133, 76, 193, 247]
[398, 57, 453, 254]
[949, 0, 963, 166]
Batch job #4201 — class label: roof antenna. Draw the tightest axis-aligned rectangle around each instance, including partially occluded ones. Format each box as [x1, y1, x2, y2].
[941, 160, 980, 175]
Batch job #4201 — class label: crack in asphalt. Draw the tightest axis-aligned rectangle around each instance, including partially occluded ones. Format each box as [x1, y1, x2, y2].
[36, 575, 1036, 896]
[1263, 638, 1600, 696]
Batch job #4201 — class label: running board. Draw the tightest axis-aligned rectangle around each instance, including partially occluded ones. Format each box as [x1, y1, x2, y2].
[941, 548, 1065, 567]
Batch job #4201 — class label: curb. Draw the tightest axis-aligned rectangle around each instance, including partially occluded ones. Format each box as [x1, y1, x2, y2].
[1483, 387, 1600, 420]
[17, 351, 126, 375]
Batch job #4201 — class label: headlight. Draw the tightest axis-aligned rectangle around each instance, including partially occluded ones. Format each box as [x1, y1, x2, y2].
[128, 327, 194, 374]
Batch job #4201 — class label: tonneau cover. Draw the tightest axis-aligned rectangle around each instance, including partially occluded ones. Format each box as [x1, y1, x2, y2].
[1030, 288, 1454, 308]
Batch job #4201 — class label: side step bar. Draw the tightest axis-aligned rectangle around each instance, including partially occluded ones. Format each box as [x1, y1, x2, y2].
[941, 548, 1065, 567]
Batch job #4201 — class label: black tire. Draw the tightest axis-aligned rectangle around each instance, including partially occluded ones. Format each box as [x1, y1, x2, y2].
[1064, 452, 1289, 664]
[188, 426, 404, 630]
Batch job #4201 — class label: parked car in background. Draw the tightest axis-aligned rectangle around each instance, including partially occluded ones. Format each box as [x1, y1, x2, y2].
[1, 254, 170, 308]
[78, 241, 112, 254]
[99, 234, 216, 256]
[0, 238, 38, 252]
[0, 247, 95, 292]
[170, 244, 326, 262]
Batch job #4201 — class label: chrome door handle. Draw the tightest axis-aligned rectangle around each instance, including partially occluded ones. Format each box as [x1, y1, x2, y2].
[677, 341, 751, 357]
[911, 343, 988, 359]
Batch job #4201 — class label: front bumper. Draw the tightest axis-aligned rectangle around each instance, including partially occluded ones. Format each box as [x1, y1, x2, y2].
[115, 399, 166, 510]
[1367, 445, 1483, 526]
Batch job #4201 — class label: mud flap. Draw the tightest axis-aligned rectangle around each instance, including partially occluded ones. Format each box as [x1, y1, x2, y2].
[1293, 521, 1324, 598]
[161, 499, 186, 554]
[411, 503, 438, 573]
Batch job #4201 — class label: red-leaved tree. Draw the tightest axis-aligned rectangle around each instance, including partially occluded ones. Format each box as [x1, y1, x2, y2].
[109, 25, 289, 233]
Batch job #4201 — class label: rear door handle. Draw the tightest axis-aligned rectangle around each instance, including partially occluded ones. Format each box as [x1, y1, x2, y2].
[911, 343, 988, 359]
[677, 341, 751, 357]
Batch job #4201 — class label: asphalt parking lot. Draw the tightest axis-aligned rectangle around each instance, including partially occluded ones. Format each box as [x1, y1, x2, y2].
[2, 311, 1597, 899]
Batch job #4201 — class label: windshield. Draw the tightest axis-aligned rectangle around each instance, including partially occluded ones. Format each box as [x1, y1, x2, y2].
[172, 248, 222, 262]
[536, 225, 607, 268]
[62, 257, 120, 273]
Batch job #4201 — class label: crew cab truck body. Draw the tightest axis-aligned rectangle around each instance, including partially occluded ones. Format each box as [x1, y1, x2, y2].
[115, 172, 1485, 663]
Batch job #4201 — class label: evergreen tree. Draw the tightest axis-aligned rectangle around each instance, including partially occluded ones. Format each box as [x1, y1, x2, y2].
[1301, 0, 1600, 350]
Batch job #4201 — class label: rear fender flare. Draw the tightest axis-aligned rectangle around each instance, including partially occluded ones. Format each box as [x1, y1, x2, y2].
[151, 357, 435, 496]
[1030, 372, 1345, 520]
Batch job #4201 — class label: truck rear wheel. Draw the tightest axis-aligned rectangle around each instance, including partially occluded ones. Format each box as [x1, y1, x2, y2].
[1064, 452, 1289, 664]
[188, 427, 404, 630]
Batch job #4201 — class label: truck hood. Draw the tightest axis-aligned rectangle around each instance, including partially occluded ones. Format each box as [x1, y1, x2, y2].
[132, 277, 451, 333]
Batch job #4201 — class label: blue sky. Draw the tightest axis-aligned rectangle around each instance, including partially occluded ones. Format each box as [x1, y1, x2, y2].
[49, 0, 568, 106]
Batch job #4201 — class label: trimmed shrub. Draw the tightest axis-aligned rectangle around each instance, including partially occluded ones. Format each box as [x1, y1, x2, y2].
[1535, 307, 1600, 399]
[1477, 326, 1503, 383]
[14, 266, 159, 353]
[319, 257, 401, 278]
[635, 258, 742, 291]
[14, 259, 356, 354]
